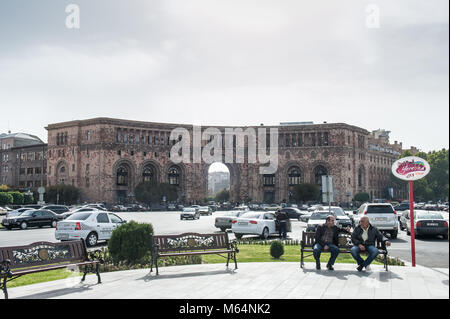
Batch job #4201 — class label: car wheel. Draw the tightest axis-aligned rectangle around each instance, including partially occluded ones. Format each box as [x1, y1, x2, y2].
[5, 226, 12, 230]
[51, 220, 57, 228]
[298, 216, 301, 221]
[20, 221, 28, 230]
[235, 233, 243, 239]
[261, 227, 270, 240]
[443, 233, 448, 240]
[180, 217, 183, 220]
[220, 227, 226, 232]
[86, 232, 98, 247]
[391, 231, 398, 239]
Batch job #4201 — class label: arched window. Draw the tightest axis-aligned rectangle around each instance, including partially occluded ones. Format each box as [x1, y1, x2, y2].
[142, 165, 155, 182]
[168, 167, 180, 186]
[288, 167, 302, 186]
[314, 165, 328, 185]
[60, 166, 66, 174]
[117, 165, 129, 186]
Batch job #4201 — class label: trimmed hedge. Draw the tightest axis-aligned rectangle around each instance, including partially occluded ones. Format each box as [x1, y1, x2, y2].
[108, 221, 154, 265]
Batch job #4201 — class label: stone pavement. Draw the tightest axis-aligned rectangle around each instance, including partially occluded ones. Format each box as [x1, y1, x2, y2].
[7, 262, 449, 299]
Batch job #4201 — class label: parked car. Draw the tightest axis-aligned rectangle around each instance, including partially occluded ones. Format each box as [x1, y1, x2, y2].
[2, 209, 63, 230]
[403, 210, 448, 239]
[394, 202, 411, 213]
[328, 206, 353, 228]
[280, 207, 304, 221]
[264, 204, 282, 211]
[55, 211, 126, 246]
[306, 211, 338, 232]
[353, 203, 399, 239]
[232, 211, 291, 239]
[308, 204, 324, 212]
[214, 210, 248, 232]
[198, 206, 212, 216]
[41, 205, 71, 215]
[180, 207, 200, 220]
[167, 203, 177, 211]
[5, 207, 35, 218]
[23, 204, 43, 210]
[0, 207, 7, 216]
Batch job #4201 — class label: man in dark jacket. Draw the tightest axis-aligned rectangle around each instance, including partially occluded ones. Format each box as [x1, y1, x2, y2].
[314, 215, 350, 270]
[276, 209, 288, 239]
[351, 216, 391, 271]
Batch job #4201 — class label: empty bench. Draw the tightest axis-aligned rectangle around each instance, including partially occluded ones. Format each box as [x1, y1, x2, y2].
[0, 240, 104, 299]
[150, 232, 239, 275]
[300, 231, 388, 271]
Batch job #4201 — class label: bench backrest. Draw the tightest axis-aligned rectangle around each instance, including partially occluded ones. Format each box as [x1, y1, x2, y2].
[151, 232, 230, 253]
[0, 240, 88, 271]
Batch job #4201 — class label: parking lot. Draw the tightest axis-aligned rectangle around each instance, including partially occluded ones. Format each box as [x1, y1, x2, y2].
[0, 210, 448, 268]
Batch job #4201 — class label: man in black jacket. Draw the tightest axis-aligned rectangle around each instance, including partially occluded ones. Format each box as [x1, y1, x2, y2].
[314, 215, 350, 270]
[351, 216, 391, 271]
[276, 209, 288, 239]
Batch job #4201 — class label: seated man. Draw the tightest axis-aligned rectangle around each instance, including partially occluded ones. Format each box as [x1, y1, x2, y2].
[351, 216, 391, 271]
[313, 215, 350, 270]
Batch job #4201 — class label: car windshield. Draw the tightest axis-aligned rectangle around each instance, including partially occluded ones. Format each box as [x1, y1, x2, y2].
[183, 208, 195, 212]
[240, 212, 262, 219]
[65, 213, 93, 220]
[417, 213, 443, 219]
[366, 205, 394, 214]
[310, 212, 332, 220]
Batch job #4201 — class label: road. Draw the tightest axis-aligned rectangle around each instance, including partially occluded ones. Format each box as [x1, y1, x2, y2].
[1, 210, 448, 268]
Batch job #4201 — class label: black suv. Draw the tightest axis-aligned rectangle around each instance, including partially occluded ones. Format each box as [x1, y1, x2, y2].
[41, 205, 71, 215]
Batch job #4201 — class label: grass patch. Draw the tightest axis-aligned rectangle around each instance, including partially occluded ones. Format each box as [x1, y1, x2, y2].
[7, 268, 83, 289]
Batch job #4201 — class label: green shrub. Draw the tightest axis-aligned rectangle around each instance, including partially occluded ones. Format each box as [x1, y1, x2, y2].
[108, 221, 154, 265]
[8, 191, 24, 205]
[0, 192, 13, 205]
[270, 241, 285, 259]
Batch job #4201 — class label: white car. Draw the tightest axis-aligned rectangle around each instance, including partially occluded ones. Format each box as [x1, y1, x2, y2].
[353, 203, 398, 239]
[180, 208, 200, 220]
[232, 211, 280, 239]
[306, 211, 338, 232]
[198, 206, 212, 215]
[55, 211, 126, 247]
[327, 206, 353, 229]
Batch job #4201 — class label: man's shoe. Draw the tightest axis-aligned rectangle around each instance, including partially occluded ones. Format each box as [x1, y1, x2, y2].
[316, 261, 321, 270]
[357, 264, 364, 272]
[326, 264, 334, 271]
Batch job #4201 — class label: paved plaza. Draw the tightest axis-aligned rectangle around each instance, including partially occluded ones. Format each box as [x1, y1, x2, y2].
[7, 262, 449, 299]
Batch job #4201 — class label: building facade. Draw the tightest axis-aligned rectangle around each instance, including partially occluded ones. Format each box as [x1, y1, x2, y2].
[45, 118, 406, 204]
[0, 133, 47, 190]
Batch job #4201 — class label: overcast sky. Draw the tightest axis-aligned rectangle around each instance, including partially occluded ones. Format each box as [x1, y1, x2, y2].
[0, 0, 448, 155]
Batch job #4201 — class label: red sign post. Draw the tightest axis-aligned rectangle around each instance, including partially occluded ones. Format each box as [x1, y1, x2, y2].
[391, 156, 430, 267]
[408, 181, 416, 266]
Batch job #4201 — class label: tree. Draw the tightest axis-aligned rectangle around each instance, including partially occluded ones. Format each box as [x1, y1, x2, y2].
[354, 192, 370, 203]
[45, 184, 80, 205]
[215, 189, 230, 202]
[134, 181, 178, 204]
[292, 183, 320, 202]
[8, 192, 24, 205]
[0, 192, 13, 206]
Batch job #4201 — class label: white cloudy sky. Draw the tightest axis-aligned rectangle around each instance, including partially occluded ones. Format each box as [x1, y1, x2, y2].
[0, 0, 448, 153]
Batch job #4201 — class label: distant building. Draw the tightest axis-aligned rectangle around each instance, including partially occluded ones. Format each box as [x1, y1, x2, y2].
[0, 133, 47, 190]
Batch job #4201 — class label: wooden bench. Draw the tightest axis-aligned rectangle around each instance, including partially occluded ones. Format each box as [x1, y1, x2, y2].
[300, 232, 388, 271]
[0, 240, 104, 299]
[150, 232, 239, 275]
